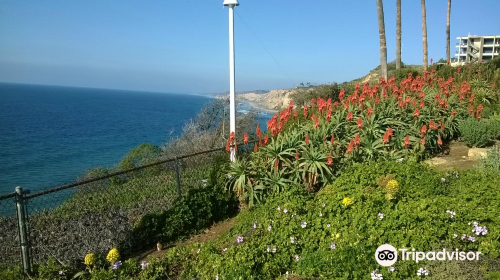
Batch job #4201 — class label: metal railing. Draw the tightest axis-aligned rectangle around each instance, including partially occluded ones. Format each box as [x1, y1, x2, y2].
[0, 145, 242, 274]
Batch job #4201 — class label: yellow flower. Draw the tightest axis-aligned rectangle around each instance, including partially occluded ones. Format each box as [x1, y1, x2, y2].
[385, 179, 399, 195]
[106, 248, 120, 264]
[342, 197, 354, 207]
[84, 253, 96, 266]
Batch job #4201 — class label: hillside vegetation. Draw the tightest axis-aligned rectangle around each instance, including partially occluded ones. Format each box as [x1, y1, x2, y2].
[2, 59, 500, 280]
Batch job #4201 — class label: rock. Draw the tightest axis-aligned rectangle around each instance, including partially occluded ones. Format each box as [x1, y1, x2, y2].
[424, 157, 449, 166]
[468, 148, 488, 159]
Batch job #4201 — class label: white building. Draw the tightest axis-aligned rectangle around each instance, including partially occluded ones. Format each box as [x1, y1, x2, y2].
[455, 34, 500, 64]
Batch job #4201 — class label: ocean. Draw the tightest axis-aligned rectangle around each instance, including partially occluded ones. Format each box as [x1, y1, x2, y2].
[0, 83, 271, 195]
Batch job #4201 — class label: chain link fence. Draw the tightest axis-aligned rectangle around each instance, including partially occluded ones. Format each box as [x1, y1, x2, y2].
[0, 147, 228, 270]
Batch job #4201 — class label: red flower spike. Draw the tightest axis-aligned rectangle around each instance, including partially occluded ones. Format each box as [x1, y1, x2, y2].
[254, 143, 258, 153]
[387, 128, 393, 137]
[357, 117, 363, 130]
[264, 135, 268, 145]
[314, 115, 319, 129]
[367, 108, 373, 117]
[303, 105, 308, 118]
[294, 112, 298, 119]
[420, 138, 425, 146]
[256, 124, 262, 139]
[419, 100, 425, 108]
[451, 110, 456, 117]
[437, 136, 443, 146]
[421, 125, 427, 136]
[347, 139, 354, 154]
[243, 133, 249, 145]
[305, 133, 309, 144]
[441, 122, 445, 132]
[404, 135, 410, 149]
[331, 133, 334, 144]
[327, 153, 333, 166]
[354, 134, 361, 147]
[323, 133, 326, 142]
[347, 112, 353, 122]
[295, 151, 299, 160]
[468, 106, 474, 115]
[414, 108, 420, 118]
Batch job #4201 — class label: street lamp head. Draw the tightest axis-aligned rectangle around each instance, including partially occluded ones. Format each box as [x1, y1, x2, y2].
[223, 0, 239, 6]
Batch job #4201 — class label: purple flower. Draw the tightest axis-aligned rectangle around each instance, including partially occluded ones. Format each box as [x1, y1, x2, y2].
[267, 225, 272, 231]
[472, 222, 488, 236]
[441, 177, 446, 182]
[389, 267, 395, 272]
[277, 206, 281, 211]
[222, 248, 227, 252]
[468, 236, 476, 242]
[327, 224, 331, 228]
[294, 255, 300, 261]
[322, 202, 326, 207]
[290, 237, 295, 244]
[253, 221, 257, 228]
[301, 221, 307, 228]
[461, 234, 467, 240]
[453, 234, 458, 238]
[272, 246, 276, 253]
[59, 271, 63, 275]
[237, 236, 244, 244]
[141, 261, 149, 269]
[283, 208, 288, 213]
[330, 242, 336, 250]
[112, 261, 122, 270]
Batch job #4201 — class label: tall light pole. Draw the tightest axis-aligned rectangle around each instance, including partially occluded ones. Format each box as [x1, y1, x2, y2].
[223, 0, 239, 162]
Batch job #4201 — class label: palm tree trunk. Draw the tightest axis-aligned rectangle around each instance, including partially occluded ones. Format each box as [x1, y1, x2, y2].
[421, 0, 428, 71]
[377, 0, 388, 80]
[446, 0, 451, 64]
[396, 0, 402, 69]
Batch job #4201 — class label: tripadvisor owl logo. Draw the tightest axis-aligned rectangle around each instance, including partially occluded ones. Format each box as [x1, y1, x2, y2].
[375, 244, 482, 266]
[375, 244, 398, 266]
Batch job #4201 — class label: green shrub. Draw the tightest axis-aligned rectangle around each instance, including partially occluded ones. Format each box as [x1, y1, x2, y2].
[489, 119, 500, 140]
[392, 67, 422, 84]
[477, 146, 500, 176]
[131, 154, 238, 247]
[459, 118, 493, 147]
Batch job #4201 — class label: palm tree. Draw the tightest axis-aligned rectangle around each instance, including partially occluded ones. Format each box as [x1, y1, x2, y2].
[396, 0, 402, 69]
[377, 0, 388, 80]
[421, 0, 428, 71]
[446, 0, 451, 64]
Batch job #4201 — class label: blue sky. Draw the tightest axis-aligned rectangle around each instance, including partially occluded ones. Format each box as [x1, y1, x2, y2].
[0, 0, 499, 94]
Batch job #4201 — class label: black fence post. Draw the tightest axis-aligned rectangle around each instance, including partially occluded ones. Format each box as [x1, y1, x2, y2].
[174, 157, 181, 197]
[15, 186, 31, 275]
